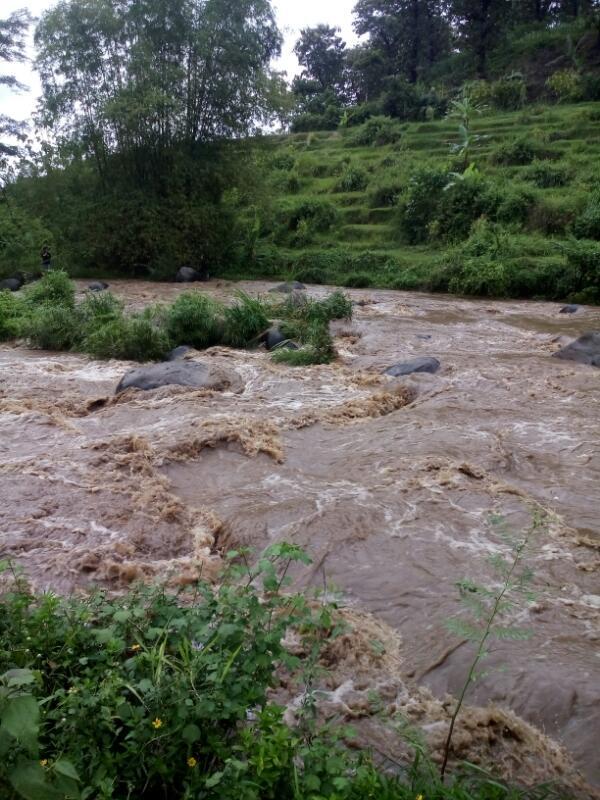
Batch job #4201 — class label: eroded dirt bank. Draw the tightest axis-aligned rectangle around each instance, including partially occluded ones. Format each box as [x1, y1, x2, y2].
[1, 279, 598, 790]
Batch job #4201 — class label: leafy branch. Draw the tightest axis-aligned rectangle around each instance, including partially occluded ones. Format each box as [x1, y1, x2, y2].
[440, 512, 544, 780]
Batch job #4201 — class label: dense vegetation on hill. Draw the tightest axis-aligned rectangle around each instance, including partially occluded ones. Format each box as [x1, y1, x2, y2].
[0, 0, 599, 303]
[237, 100, 600, 301]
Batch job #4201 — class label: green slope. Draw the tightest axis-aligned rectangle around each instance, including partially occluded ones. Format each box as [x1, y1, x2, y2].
[231, 102, 600, 302]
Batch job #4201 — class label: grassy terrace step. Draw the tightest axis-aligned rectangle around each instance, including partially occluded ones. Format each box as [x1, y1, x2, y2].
[339, 223, 394, 243]
[256, 102, 600, 302]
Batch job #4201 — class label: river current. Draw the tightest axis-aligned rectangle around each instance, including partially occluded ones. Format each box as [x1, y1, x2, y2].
[1, 279, 598, 789]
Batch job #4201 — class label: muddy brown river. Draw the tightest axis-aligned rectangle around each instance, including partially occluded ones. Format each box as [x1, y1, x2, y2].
[1, 280, 599, 789]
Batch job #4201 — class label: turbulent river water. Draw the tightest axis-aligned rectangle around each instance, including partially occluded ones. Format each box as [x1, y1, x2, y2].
[1, 279, 599, 789]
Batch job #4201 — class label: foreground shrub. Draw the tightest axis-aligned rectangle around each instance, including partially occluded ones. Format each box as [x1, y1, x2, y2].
[546, 69, 584, 103]
[166, 292, 224, 348]
[528, 196, 579, 235]
[344, 272, 372, 288]
[22, 270, 75, 310]
[223, 292, 270, 347]
[572, 191, 600, 240]
[0, 291, 23, 341]
[489, 137, 554, 167]
[82, 314, 171, 361]
[398, 168, 449, 244]
[490, 75, 527, 111]
[0, 547, 339, 800]
[348, 116, 403, 147]
[522, 161, 571, 189]
[275, 290, 352, 366]
[293, 265, 327, 284]
[334, 164, 369, 193]
[292, 249, 353, 283]
[24, 305, 81, 351]
[561, 238, 600, 292]
[280, 199, 338, 238]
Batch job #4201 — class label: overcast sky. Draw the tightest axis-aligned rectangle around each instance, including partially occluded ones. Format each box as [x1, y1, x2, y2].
[0, 0, 358, 123]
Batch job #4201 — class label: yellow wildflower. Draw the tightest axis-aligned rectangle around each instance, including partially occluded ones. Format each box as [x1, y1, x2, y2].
[187, 757, 197, 768]
[39, 760, 48, 768]
[152, 718, 163, 729]
[131, 644, 141, 652]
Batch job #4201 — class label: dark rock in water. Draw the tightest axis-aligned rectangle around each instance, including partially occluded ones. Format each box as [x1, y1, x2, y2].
[0, 276, 23, 292]
[264, 327, 287, 350]
[415, 334, 432, 340]
[88, 281, 109, 292]
[269, 281, 305, 294]
[175, 267, 206, 283]
[560, 304, 581, 314]
[384, 357, 441, 377]
[260, 327, 299, 351]
[552, 332, 600, 367]
[165, 345, 195, 361]
[116, 361, 243, 394]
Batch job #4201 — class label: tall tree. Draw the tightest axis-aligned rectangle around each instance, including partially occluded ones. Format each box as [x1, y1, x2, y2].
[294, 25, 347, 94]
[450, 0, 511, 78]
[0, 9, 31, 188]
[35, 0, 282, 184]
[513, 0, 557, 22]
[353, 0, 451, 84]
[557, 0, 598, 15]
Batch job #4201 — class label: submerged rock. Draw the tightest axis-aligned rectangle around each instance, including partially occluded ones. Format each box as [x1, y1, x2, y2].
[384, 357, 440, 377]
[553, 332, 600, 367]
[269, 281, 305, 294]
[116, 361, 243, 394]
[559, 304, 581, 314]
[175, 267, 206, 283]
[263, 327, 299, 351]
[165, 345, 195, 361]
[88, 281, 109, 292]
[0, 276, 23, 292]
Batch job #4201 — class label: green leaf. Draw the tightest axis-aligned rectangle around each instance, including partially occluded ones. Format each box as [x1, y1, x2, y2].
[9, 762, 64, 800]
[53, 758, 80, 782]
[3, 669, 36, 688]
[304, 773, 320, 791]
[204, 771, 223, 788]
[182, 723, 201, 744]
[2, 695, 40, 744]
[93, 628, 116, 644]
[113, 610, 131, 623]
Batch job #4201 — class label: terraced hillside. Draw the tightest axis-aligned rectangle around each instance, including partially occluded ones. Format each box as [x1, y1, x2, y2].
[239, 102, 600, 301]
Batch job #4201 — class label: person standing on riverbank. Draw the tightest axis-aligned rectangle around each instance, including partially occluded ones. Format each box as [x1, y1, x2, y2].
[40, 244, 52, 271]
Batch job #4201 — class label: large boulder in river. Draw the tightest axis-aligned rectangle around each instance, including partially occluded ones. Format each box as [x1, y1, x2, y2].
[384, 357, 440, 377]
[559, 304, 580, 314]
[88, 281, 109, 292]
[269, 281, 305, 294]
[552, 332, 600, 367]
[116, 361, 243, 394]
[175, 266, 206, 283]
[0, 276, 23, 292]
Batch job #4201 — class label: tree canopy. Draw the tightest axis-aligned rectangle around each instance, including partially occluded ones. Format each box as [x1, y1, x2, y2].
[0, 9, 31, 185]
[35, 0, 282, 178]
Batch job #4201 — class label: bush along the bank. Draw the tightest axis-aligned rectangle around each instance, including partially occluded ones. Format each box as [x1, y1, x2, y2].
[0, 272, 353, 366]
[397, 168, 534, 245]
[0, 553, 576, 800]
